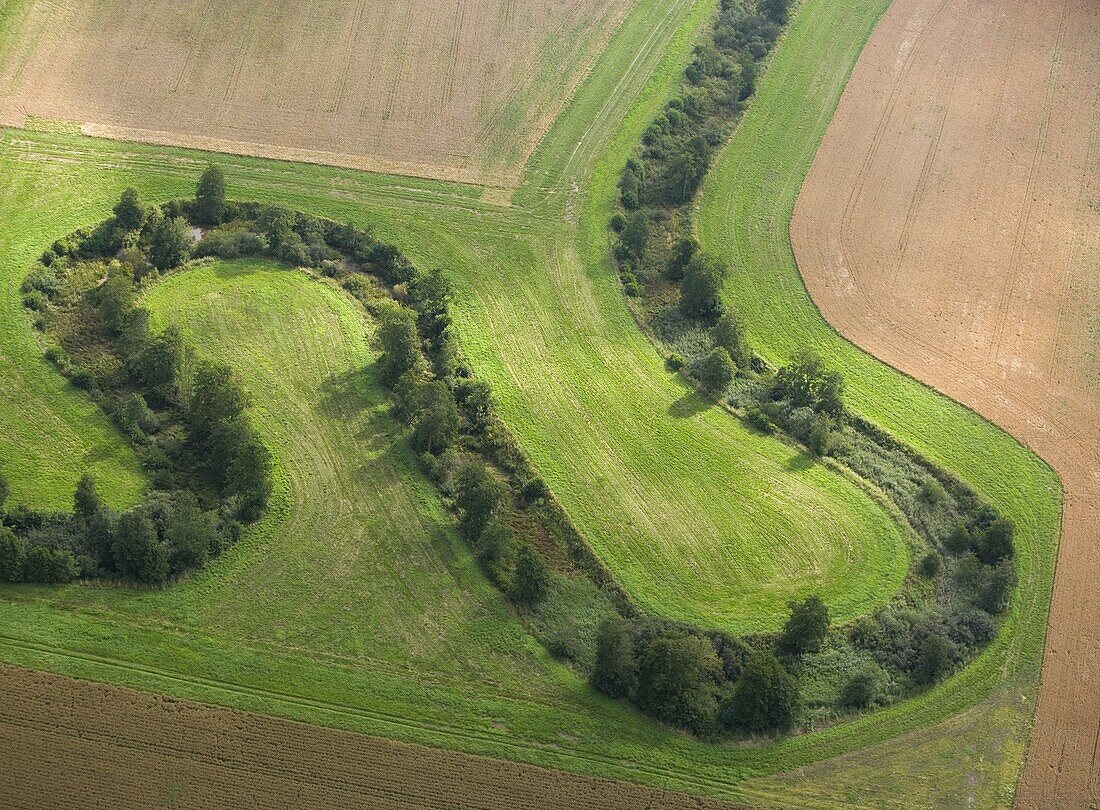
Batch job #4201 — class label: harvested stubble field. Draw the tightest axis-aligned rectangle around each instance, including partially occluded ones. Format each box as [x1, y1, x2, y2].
[0, 0, 1069, 806]
[0, 663, 740, 810]
[790, 0, 1100, 804]
[0, 0, 631, 187]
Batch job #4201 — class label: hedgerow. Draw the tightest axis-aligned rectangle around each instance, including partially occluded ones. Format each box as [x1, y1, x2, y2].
[598, 0, 1017, 736]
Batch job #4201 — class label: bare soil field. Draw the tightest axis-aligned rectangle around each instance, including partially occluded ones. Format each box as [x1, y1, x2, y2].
[791, 0, 1100, 805]
[0, 0, 631, 187]
[0, 664, 740, 809]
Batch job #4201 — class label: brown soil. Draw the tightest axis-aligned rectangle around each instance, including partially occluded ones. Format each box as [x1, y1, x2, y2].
[0, 663, 740, 809]
[791, 0, 1100, 806]
[0, 0, 631, 188]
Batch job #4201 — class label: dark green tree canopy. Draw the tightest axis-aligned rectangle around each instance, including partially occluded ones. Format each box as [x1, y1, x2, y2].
[112, 510, 168, 586]
[150, 216, 192, 271]
[455, 461, 508, 541]
[773, 349, 845, 417]
[377, 306, 423, 386]
[137, 325, 184, 401]
[592, 616, 638, 699]
[509, 544, 549, 606]
[725, 650, 801, 734]
[194, 164, 227, 226]
[636, 632, 722, 734]
[188, 361, 249, 436]
[73, 474, 102, 521]
[779, 594, 830, 655]
[0, 527, 25, 582]
[409, 380, 459, 456]
[679, 252, 727, 318]
[695, 346, 736, 393]
[712, 309, 750, 368]
[113, 187, 145, 231]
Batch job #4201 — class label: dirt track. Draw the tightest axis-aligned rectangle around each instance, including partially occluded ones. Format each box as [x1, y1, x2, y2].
[791, 0, 1100, 805]
[0, 664, 740, 809]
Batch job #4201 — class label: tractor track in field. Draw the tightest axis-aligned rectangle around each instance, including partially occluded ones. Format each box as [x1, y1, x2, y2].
[0, 663, 743, 810]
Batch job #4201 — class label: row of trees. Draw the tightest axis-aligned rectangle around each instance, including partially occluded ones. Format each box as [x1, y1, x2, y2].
[591, 594, 829, 736]
[374, 270, 551, 605]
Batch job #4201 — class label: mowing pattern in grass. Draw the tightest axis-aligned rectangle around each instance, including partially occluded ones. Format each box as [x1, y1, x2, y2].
[696, 0, 1061, 804]
[0, 0, 1062, 804]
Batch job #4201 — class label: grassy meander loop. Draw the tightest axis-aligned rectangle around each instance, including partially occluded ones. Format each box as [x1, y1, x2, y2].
[0, 0, 1063, 804]
[697, 0, 1061, 803]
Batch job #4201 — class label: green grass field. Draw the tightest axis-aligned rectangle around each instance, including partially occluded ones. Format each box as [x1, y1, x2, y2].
[0, 0, 1062, 805]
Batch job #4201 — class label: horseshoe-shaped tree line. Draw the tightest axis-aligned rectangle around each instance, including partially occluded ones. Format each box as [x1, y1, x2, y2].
[4, 134, 1014, 738]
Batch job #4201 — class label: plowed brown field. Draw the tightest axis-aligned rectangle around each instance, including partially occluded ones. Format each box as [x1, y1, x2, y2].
[0, 0, 631, 187]
[791, 0, 1100, 806]
[0, 664, 740, 810]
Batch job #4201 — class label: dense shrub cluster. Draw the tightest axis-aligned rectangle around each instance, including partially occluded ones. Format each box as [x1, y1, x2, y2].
[8, 175, 278, 586]
[610, 0, 786, 306]
[594, 0, 1018, 736]
[591, 599, 817, 736]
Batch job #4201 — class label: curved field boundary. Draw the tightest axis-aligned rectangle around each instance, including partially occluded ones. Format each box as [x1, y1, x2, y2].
[0, 0, 635, 188]
[0, 0, 1061, 807]
[696, 0, 1061, 805]
[788, 0, 1100, 805]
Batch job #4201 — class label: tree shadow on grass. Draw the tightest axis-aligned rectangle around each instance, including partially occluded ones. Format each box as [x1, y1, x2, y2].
[668, 390, 710, 419]
[317, 368, 392, 451]
[785, 451, 817, 473]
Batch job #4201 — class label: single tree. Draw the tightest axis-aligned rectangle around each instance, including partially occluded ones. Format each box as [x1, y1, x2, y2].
[113, 188, 145, 231]
[137, 325, 184, 401]
[773, 349, 845, 417]
[454, 461, 507, 540]
[474, 516, 512, 567]
[779, 594, 829, 655]
[188, 361, 248, 436]
[760, 0, 791, 25]
[666, 237, 698, 280]
[978, 560, 1017, 614]
[73, 474, 102, 521]
[695, 346, 736, 393]
[724, 650, 801, 734]
[679, 253, 727, 318]
[22, 546, 78, 584]
[194, 165, 227, 226]
[377, 307, 423, 385]
[165, 497, 214, 576]
[409, 381, 459, 456]
[977, 518, 1014, 564]
[0, 527, 25, 581]
[150, 216, 192, 270]
[591, 617, 638, 699]
[509, 544, 549, 606]
[456, 378, 493, 429]
[635, 633, 721, 733]
[226, 434, 272, 522]
[619, 158, 644, 209]
[112, 510, 168, 585]
[914, 632, 952, 685]
[619, 211, 650, 263]
[712, 310, 750, 367]
[840, 663, 885, 708]
[0, 469, 9, 510]
[97, 273, 135, 334]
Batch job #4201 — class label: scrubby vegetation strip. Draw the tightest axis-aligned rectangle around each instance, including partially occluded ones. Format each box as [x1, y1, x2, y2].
[597, 0, 1018, 737]
[4, 172, 272, 587]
